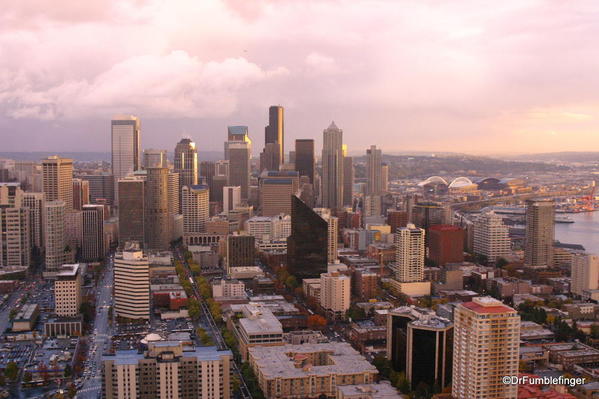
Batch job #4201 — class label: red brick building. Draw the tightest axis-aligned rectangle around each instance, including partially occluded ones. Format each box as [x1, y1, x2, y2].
[428, 225, 464, 266]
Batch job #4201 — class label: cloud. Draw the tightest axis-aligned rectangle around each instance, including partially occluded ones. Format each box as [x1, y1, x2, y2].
[304, 53, 341, 75]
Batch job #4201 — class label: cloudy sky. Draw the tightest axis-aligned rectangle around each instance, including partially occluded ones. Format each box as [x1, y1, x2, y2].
[1, 0, 598, 155]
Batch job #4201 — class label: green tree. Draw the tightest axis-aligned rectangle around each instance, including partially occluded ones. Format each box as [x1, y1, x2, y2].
[188, 298, 201, 320]
[285, 275, 299, 290]
[496, 257, 509, 268]
[372, 355, 391, 379]
[4, 361, 18, 381]
[79, 301, 95, 324]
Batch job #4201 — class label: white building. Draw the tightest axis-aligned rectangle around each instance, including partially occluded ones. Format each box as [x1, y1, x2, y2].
[393, 224, 425, 283]
[114, 242, 150, 320]
[320, 271, 350, 313]
[0, 207, 30, 268]
[572, 254, 599, 296]
[182, 185, 209, 234]
[245, 214, 291, 242]
[54, 264, 82, 317]
[212, 279, 246, 298]
[223, 186, 241, 214]
[473, 211, 510, 263]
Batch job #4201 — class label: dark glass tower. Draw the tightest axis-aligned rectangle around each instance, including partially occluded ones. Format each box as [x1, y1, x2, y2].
[295, 139, 315, 184]
[287, 195, 328, 280]
[265, 106, 284, 166]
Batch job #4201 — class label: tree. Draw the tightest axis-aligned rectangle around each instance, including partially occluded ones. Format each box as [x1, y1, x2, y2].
[188, 298, 201, 321]
[285, 275, 298, 290]
[307, 315, 327, 329]
[346, 305, 367, 321]
[372, 355, 391, 379]
[4, 361, 18, 381]
[79, 301, 95, 324]
[496, 257, 509, 268]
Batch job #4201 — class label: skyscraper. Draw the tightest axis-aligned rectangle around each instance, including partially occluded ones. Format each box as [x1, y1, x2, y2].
[259, 143, 281, 172]
[114, 242, 149, 320]
[320, 271, 350, 313]
[525, 199, 555, 267]
[321, 122, 344, 210]
[342, 153, 354, 207]
[264, 105, 284, 167]
[72, 178, 90, 211]
[118, 176, 145, 247]
[21, 192, 45, 250]
[174, 138, 198, 188]
[54, 264, 82, 317]
[223, 186, 241, 215]
[42, 156, 73, 211]
[571, 254, 599, 296]
[182, 185, 209, 234]
[226, 235, 255, 272]
[111, 115, 141, 202]
[143, 148, 167, 169]
[81, 204, 105, 262]
[144, 165, 171, 250]
[452, 297, 520, 399]
[473, 211, 510, 263]
[225, 126, 251, 200]
[315, 208, 338, 264]
[259, 171, 299, 217]
[427, 225, 464, 266]
[0, 206, 30, 268]
[81, 173, 114, 205]
[287, 195, 328, 280]
[366, 145, 383, 195]
[394, 224, 425, 283]
[44, 200, 66, 273]
[295, 139, 315, 183]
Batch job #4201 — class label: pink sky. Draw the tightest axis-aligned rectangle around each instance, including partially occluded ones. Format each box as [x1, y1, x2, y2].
[1, 0, 598, 154]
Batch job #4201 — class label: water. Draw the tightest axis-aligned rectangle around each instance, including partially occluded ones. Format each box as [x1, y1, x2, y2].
[555, 211, 599, 254]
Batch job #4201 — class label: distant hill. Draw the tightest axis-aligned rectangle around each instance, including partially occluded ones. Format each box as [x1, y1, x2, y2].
[503, 152, 599, 163]
[0, 151, 224, 162]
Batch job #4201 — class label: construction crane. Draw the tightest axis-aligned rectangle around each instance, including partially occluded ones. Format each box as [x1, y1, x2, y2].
[581, 181, 597, 211]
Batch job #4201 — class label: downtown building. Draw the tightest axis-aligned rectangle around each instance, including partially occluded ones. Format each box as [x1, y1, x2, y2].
[114, 242, 150, 320]
[174, 138, 199, 188]
[44, 200, 66, 273]
[42, 156, 73, 211]
[473, 211, 511, 263]
[0, 205, 30, 269]
[111, 115, 141, 204]
[320, 271, 350, 314]
[102, 341, 232, 399]
[525, 199, 555, 267]
[294, 139, 315, 183]
[366, 145, 383, 195]
[571, 253, 599, 297]
[452, 297, 520, 399]
[321, 122, 344, 210]
[225, 126, 251, 200]
[259, 171, 299, 217]
[54, 264, 82, 317]
[117, 176, 145, 247]
[390, 224, 430, 296]
[182, 185, 209, 234]
[144, 154, 172, 251]
[81, 204, 105, 262]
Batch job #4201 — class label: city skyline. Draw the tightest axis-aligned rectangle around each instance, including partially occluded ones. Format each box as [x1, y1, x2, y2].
[2, 1, 599, 154]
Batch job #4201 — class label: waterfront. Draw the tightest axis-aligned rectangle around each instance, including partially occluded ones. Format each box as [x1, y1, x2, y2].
[555, 211, 599, 254]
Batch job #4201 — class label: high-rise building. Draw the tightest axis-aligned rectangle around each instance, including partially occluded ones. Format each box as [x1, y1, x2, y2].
[226, 235, 255, 272]
[44, 200, 66, 273]
[393, 224, 425, 283]
[387, 307, 453, 390]
[295, 139, 315, 184]
[452, 297, 520, 399]
[81, 173, 114, 205]
[143, 149, 167, 169]
[225, 126, 251, 199]
[223, 186, 241, 215]
[315, 208, 338, 264]
[42, 156, 73, 211]
[174, 138, 198, 188]
[571, 254, 599, 296]
[54, 264, 82, 317]
[366, 145, 383, 195]
[259, 143, 281, 172]
[264, 105, 284, 167]
[411, 202, 450, 230]
[200, 161, 216, 188]
[287, 196, 328, 280]
[259, 171, 299, 217]
[427, 225, 464, 266]
[117, 176, 145, 247]
[72, 178, 90, 211]
[114, 242, 149, 319]
[81, 204, 105, 262]
[20, 192, 45, 249]
[343, 154, 354, 207]
[111, 115, 141, 202]
[320, 271, 350, 313]
[144, 165, 171, 250]
[363, 195, 381, 217]
[525, 199, 555, 267]
[381, 163, 389, 192]
[387, 210, 408, 234]
[168, 171, 180, 215]
[321, 122, 344, 210]
[102, 341, 232, 399]
[473, 211, 510, 263]
[0, 206, 30, 268]
[182, 185, 209, 234]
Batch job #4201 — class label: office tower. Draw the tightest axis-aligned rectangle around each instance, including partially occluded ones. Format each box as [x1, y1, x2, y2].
[259, 143, 281, 172]
[118, 177, 145, 247]
[72, 178, 89, 211]
[144, 165, 171, 250]
[381, 163, 389, 192]
[226, 235, 255, 272]
[288, 196, 328, 280]
[64, 211, 82, 260]
[321, 122, 344, 210]
[473, 211, 510, 263]
[168, 171, 180, 215]
[320, 271, 350, 313]
[571, 254, 599, 296]
[525, 199, 555, 267]
[200, 160, 216, 187]
[44, 200, 66, 273]
[143, 148, 167, 169]
[223, 186, 241, 214]
[182, 185, 209, 234]
[174, 138, 198, 189]
[343, 155, 354, 208]
[265, 105, 284, 166]
[0, 183, 21, 206]
[288, 151, 296, 165]
[81, 173, 115, 205]
[315, 208, 338, 264]
[54, 264, 82, 317]
[411, 202, 450, 230]
[111, 115, 141, 201]
[295, 139, 315, 183]
[387, 307, 453, 390]
[259, 171, 299, 217]
[215, 160, 230, 181]
[366, 145, 383, 195]
[394, 224, 425, 282]
[42, 156, 73, 211]
[245, 215, 291, 242]
[21, 192, 45, 249]
[81, 204, 105, 262]
[0, 206, 30, 268]
[452, 297, 520, 399]
[387, 210, 408, 234]
[114, 242, 149, 320]
[102, 341, 232, 399]
[225, 126, 251, 199]
[363, 195, 381, 217]
[427, 225, 464, 266]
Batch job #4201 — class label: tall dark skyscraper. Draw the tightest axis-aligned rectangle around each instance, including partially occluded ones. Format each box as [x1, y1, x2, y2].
[295, 139, 315, 183]
[144, 165, 171, 250]
[287, 195, 328, 280]
[225, 126, 251, 200]
[174, 138, 198, 188]
[264, 105, 284, 166]
[525, 199, 555, 267]
[118, 176, 145, 247]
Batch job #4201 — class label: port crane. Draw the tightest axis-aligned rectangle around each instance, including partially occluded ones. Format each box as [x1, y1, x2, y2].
[581, 181, 597, 211]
